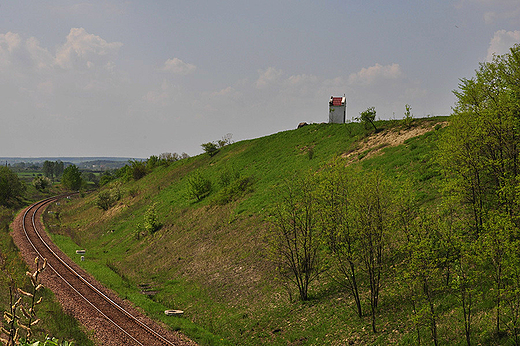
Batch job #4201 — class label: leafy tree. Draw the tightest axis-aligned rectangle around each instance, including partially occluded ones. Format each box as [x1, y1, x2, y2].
[186, 170, 212, 202]
[99, 171, 116, 186]
[269, 173, 322, 301]
[201, 142, 219, 157]
[401, 213, 444, 346]
[53, 160, 64, 178]
[129, 160, 148, 180]
[32, 176, 51, 191]
[61, 165, 83, 191]
[42, 161, 55, 180]
[357, 106, 377, 131]
[96, 190, 118, 211]
[42, 161, 64, 181]
[0, 167, 26, 207]
[350, 170, 392, 333]
[403, 104, 414, 128]
[144, 203, 161, 234]
[438, 44, 520, 233]
[146, 155, 159, 169]
[317, 158, 363, 317]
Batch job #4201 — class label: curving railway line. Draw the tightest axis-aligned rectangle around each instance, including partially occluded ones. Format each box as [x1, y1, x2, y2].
[12, 196, 195, 346]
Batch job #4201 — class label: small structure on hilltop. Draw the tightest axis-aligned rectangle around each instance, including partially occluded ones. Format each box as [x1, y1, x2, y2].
[329, 95, 347, 124]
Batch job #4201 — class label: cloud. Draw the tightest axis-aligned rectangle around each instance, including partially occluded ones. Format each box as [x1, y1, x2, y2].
[25, 37, 54, 70]
[456, 0, 520, 24]
[348, 63, 402, 86]
[255, 67, 282, 89]
[487, 30, 520, 60]
[162, 57, 196, 75]
[55, 28, 123, 70]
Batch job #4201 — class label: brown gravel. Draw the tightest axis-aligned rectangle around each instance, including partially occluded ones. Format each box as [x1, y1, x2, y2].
[11, 201, 198, 346]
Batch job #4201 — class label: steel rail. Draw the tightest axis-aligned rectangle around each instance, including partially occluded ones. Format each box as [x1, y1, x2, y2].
[22, 196, 177, 346]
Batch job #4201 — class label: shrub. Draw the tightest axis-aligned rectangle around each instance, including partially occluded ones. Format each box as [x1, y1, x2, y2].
[0, 166, 26, 206]
[186, 171, 212, 201]
[144, 204, 161, 234]
[130, 160, 148, 180]
[61, 165, 83, 191]
[201, 142, 219, 157]
[403, 104, 414, 129]
[99, 171, 116, 186]
[218, 167, 240, 188]
[213, 175, 254, 205]
[96, 191, 116, 211]
[32, 176, 52, 191]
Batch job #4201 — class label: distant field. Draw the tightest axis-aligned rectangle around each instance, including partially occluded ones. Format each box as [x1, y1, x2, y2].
[16, 171, 43, 181]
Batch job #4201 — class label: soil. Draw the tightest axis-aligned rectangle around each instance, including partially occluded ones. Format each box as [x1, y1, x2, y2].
[343, 122, 447, 161]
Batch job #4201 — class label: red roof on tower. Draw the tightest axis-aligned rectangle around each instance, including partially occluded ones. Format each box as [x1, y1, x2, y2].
[332, 97, 343, 106]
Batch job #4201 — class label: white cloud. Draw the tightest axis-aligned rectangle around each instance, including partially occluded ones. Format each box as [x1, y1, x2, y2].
[456, 0, 520, 24]
[25, 37, 54, 70]
[348, 63, 402, 86]
[162, 58, 196, 75]
[255, 67, 282, 89]
[55, 28, 123, 70]
[487, 30, 520, 60]
[0, 32, 21, 53]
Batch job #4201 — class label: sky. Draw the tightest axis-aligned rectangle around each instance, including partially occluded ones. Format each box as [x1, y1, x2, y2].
[1, 1, 519, 158]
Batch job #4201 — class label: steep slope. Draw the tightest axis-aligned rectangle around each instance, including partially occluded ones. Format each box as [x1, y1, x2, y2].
[47, 118, 447, 345]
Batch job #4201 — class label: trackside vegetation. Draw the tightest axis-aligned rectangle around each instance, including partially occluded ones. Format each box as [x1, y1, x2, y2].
[6, 44, 520, 345]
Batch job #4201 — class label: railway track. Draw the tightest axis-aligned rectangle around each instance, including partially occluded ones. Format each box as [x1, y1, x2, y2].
[15, 196, 194, 346]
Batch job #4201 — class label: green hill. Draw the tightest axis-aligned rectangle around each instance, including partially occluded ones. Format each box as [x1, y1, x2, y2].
[45, 117, 453, 345]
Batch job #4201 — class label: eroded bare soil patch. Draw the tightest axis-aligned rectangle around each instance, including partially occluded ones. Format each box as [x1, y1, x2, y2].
[343, 122, 447, 161]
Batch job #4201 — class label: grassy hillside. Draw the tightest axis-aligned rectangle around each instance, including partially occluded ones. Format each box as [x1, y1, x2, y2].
[47, 118, 455, 345]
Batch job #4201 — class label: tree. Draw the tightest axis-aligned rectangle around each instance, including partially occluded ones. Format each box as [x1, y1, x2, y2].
[317, 158, 363, 317]
[403, 104, 414, 128]
[357, 106, 378, 131]
[438, 44, 520, 234]
[270, 173, 322, 301]
[0, 167, 26, 207]
[96, 190, 116, 211]
[201, 142, 219, 157]
[144, 203, 161, 234]
[32, 176, 51, 191]
[53, 160, 64, 178]
[350, 170, 392, 333]
[130, 160, 148, 180]
[42, 161, 55, 180]
[437, 44, 520, 341]
[186, 170, 212, 202]
[61, 165, 83, 190]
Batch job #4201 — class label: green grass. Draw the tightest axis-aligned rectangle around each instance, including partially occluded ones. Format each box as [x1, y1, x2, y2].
[44, 117, 512, 345]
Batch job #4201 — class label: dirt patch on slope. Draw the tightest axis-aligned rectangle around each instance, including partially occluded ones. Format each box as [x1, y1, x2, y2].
[343, 122, 447, 162]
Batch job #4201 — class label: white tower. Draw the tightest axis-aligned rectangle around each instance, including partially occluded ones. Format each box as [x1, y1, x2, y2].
[328, 95, 346, 124]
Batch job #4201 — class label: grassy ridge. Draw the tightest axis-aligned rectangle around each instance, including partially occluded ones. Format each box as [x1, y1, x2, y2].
[48, 118, 451, 345]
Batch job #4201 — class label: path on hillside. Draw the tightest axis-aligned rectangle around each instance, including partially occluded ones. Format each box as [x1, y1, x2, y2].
[11, 196, 197, 346]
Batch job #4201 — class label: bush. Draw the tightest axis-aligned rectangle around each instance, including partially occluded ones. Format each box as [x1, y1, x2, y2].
[186, 171, 212, 201]
[403, 104, 414, 129]
[99, 171, 115, 186]
[130, 160, 148, 180]
[213, 175, 254, 205]
[32, 176, 52, 191]
[61, 165, 83, 191]
[201, 142, 219, 157]
[218, 167, 240, 188]
[96, 191, 115, 211]
[0, 166, 26, 206]
[144, 204, 161, 234]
